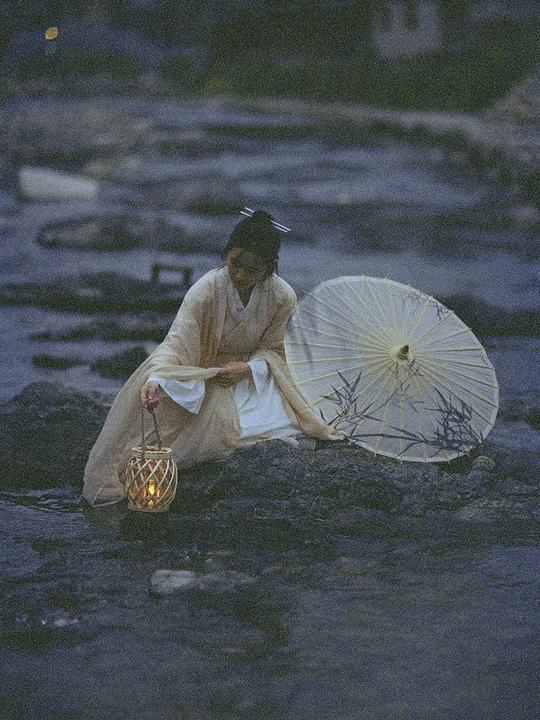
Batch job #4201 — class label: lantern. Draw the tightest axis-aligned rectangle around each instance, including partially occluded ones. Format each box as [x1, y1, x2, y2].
[124, 410, 178, 512]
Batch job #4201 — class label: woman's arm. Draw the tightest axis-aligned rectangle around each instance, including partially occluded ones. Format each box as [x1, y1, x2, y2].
[215, 361, 252, 387]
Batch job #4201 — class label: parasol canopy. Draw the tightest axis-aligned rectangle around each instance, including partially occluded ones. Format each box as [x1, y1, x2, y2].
[284, 275, 499, 462]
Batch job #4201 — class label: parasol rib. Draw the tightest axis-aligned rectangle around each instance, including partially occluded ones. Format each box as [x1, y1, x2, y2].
[284, 275, 498, 462]
[294, 305, 386, 348]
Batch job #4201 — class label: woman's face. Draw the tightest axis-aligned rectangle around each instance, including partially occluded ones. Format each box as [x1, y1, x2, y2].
[226, 248, 269, 296]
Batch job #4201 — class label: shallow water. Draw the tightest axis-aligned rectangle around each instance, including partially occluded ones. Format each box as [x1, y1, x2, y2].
[1, 99, 539, 406]
[1, 493, 539, 720]
[1, 97, 540, 718]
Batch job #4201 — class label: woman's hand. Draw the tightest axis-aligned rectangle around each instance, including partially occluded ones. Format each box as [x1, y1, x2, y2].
[215, 362, 252, 388]
[141, 380, 161, 410]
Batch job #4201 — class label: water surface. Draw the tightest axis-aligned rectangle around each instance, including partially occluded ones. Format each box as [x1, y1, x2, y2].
[1, 97, 539, 719]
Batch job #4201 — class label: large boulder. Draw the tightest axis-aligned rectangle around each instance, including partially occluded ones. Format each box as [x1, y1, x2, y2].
[36, 213, 190, 251]
[2, 382, 539, 529]
[0, 382, 108, 489]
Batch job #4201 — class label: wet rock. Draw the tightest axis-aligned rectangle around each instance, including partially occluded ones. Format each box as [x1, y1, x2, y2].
[509, 204, 540, 226]
[454, 498, 540, 523]
[31, 315, 171, 343]
[524, 409, 540, 430]
[36, 212, 225, 254]
[0, 381, 108, 489]
[493, 448, 540, 483]
[0, 270, 189, 314]
[437, 293, 540, 337]
[36, 212, 189, 251]
[31, 354, 86, 371]
[139, 177, 247, 216]
[173, 438, 510, 536]
[498, 397, 530, 422]
[90, 345, 149, 380]
[18, 166, 99, 202]
[472, 455, 497, 471]
[196, 570, 258, 593]
[1, 381, 538, 531]
[150, 569, 198, 595]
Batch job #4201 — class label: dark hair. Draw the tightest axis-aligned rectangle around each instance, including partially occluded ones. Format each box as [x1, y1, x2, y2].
[224, 210, 281, 277]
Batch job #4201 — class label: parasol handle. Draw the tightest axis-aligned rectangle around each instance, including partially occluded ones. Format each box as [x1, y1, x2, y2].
[140, 408, 163, 457]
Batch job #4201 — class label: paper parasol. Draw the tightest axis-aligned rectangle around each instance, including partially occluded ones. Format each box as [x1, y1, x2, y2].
[284, 276, 499, 462]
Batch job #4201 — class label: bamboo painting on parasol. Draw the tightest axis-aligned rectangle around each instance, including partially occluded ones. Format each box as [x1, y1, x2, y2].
[285, 275, 499, 462]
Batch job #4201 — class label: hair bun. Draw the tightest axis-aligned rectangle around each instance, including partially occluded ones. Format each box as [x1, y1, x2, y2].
[251, 210, 273, 225]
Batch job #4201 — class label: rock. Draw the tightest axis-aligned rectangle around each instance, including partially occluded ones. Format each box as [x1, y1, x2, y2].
[18, 166, 99, 201]
[471, 455, 496, 471]
[30, 316, 170, 343]
[437, 294, 540, 337]
[0, 270, 189, 314]
[196, 571, 258, 593]
[31, 354, 86, 371]
[499, 397, 530, 422]
[90, 346, 149, 380]
[524, 409, 540, 430]
[0, 381, 108, 489]
[30, 345, 152, 384]
[509, 204, 540, 226]
[150, 569, 198, 596]
[454, 498, 539, 523]
[493, 447, 540, 479]
[36, 213, 189, 251]
[139, 177, 246, 215]
[2, 382, 539, 530]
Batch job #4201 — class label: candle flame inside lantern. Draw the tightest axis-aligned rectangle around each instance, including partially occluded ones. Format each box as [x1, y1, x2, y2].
[125, 443, 178, 512]
[136, 462, 163, 508]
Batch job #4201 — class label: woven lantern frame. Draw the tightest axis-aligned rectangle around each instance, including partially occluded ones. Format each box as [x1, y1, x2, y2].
[124, 409, 178, 512]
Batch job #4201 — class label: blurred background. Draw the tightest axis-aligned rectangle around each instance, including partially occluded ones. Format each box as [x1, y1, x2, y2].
[1, 0, 540, 110]
[2, 6, 540, 719]
[0, 0, 539, 408]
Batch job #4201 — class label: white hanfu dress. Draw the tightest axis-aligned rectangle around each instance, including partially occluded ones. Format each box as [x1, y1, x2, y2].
[149, 280, 303, 445]
[82, 267, 339, 506]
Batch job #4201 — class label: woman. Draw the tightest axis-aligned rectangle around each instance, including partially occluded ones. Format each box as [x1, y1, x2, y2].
[83, 210, 340, 506]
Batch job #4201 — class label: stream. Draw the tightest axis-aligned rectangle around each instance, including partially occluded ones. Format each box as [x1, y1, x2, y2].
[0, 97, 539, 719]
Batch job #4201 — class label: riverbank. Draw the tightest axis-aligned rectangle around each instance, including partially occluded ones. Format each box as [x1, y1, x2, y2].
[2, 81, 540, 229]
[1, 66, 539, 164]
[2, 380, 540, 718]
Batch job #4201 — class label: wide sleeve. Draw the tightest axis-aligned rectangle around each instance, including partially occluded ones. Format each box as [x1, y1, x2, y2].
[142, 272, 222, 385]
[144, 303, 201, 377]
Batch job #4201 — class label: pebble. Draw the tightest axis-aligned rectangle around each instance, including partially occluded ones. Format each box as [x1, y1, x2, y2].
[150, 568, 257, 596]
[471, 455, 496, 471]
[150, 569, 198, 596]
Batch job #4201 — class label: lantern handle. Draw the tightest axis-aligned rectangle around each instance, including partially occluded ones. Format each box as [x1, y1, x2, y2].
[140, 408, 163, 457]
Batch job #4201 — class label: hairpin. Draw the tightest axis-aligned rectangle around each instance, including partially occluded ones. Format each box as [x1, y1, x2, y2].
[240, 207, 291, 233]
